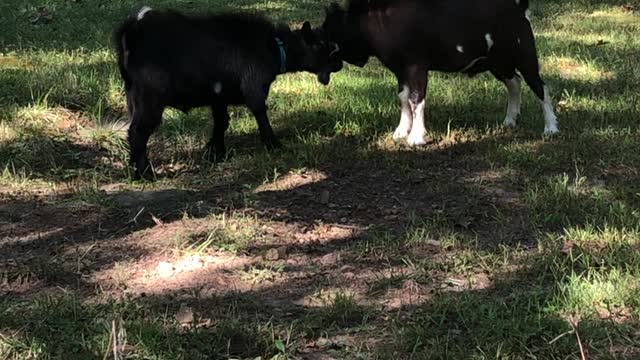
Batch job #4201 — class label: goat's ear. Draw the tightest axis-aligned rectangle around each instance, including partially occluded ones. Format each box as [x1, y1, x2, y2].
[301, 21, 314, 43]
[302, 21, 312, 33]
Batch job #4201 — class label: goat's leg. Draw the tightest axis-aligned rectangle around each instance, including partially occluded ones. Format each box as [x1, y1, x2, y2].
[516, 18, 558, 135]
[206, 103, 230, 161]
[127, 89, 163, 180]
[490, 70, 521, 128]
[245, 87, 281, 150]
[406, 66, 429, 146]
[393, 76, 413, 140]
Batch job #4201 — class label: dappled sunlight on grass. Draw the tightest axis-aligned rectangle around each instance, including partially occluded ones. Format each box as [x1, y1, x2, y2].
[542, 56, 616, 82]
[2, 0, 640, 358]
[255, 169, 328, 192]
[579, 8, 639, 30]
[540, 30, 631, 48]
[524, 173, 640, 229]
[538, 225, 640, 322]
[0, 55, 34, 70]
[554, 270, 639, 319]
[550, 8, 639, 37]
[12, 105, 89, 133]
[0, 122, 17, 142]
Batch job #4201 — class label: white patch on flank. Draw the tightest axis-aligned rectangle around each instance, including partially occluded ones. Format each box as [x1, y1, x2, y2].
[485, 33, 494, 51]
[503, 76, 521, 127]
[540, 86, 559, 134]
[407, 98, 427, 146]
[213, 82, 223, 94]
[393, 85, 412, 140]
[459, 56, 487, 72]
[456, 45, 464, 53]
[525, 9, 532, 22]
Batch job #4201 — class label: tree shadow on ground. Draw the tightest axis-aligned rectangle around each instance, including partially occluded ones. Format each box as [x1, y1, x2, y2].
[2, 61, 638, 290]
[2, 230, 639, 359]
[1, 1, 639, 356]
[1, 117, 638, 357]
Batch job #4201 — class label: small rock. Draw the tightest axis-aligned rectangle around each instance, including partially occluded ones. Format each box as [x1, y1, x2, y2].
[319, 252, 340, 266]
[265, 249, 279, 261]
[277, 246, 287, 258]
[156, 262, 175, 278]
[445, 278, 465, 287]
[340, 265, 355, 272]
[175, 304, 194, 326]
[320, 190, 330, 204]
[424, 239, 441, 247]
[316, 337, 333, 349]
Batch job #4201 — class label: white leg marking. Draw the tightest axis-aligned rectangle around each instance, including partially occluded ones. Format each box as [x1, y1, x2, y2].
[213, 82, 223, 94]
[485, 33, 494, 52]
[137, 6, 152, 20]
[393, 85, 412, 140]
[525, 9, 532, 22]
[503, 77, 521, 127]
[456, 45, 464, 53]
[407, 98, 427, 146]
[540, 86, 559, 134]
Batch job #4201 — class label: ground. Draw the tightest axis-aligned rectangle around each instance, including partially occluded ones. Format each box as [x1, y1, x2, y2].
[1, 0, 639, 359]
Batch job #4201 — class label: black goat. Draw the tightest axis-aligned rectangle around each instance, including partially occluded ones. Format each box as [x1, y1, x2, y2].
[114, 6, 342, 179]
[322, 0, 559, 145]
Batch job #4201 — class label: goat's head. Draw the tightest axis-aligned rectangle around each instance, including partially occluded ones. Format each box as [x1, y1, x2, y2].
[294, 21, 343, 85]
[321, 2, 371, 68]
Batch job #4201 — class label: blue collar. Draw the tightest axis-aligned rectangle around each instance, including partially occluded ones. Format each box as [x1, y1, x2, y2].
[274, 37, 287, 73]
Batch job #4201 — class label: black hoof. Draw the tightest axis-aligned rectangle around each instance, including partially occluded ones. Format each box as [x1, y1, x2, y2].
[204, 146, 228, 163]
[131, 160, 155, 181]
[264, 137, 283, 151]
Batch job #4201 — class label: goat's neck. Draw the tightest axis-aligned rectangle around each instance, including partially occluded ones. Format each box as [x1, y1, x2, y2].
[273, 32, 306, 73]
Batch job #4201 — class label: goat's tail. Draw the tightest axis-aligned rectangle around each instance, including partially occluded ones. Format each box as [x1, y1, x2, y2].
[114, 7, 153, 90]
[113, 16, 138, 91]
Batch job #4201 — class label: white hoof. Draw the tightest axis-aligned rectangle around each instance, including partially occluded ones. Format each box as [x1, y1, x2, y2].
[503, 116, 517, 128]
[544, 124, 559, 135]
[407, 132, 427, 146]
[392, 125, 410, 140]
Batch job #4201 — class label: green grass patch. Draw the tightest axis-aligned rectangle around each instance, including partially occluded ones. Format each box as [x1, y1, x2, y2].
[1, 0, 639, 359]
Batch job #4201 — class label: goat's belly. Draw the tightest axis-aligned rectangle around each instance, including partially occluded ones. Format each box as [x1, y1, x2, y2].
[165, 83, 245, 112]
[428, 55, 489, 74]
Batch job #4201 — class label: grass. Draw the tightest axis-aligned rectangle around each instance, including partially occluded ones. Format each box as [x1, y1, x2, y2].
[1, 0, 640, 359]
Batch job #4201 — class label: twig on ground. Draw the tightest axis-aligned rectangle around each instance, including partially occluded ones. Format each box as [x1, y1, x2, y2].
[570, 318, 588, 360]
